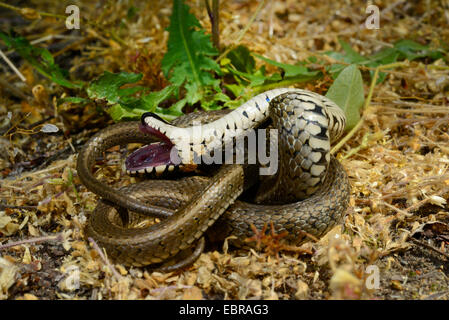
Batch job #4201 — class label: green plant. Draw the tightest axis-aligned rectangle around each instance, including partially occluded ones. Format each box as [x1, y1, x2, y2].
[326, 39, 445, 83]
[0, 31, 83, 89]
[1, 0, 446, 126]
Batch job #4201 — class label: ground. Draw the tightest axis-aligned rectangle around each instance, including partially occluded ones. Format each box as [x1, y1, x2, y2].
[0, 0, 449, 300]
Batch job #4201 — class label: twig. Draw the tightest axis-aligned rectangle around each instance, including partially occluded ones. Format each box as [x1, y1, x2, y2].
[29, 34, 82, 45]
[380, 201, 414, 217]
[7, 159, 72, 182]
[215, 0, 265, 62]
[249, 73, 320, 96]
[0, 76, 30, 100]
[150, 285, 192, 296]
[424, 291, 449, 300]
[0, 203, 38, 210]
[377, 106, 449, 114]
[331, 114, 366, 155]
[0, 233, 64, 250]
[0, 1, 18, 11]
[410, 238, 449, 260]
[88, 237, 122, 281]
[0, 48, 26, 82]
[0, 1, 66, 20]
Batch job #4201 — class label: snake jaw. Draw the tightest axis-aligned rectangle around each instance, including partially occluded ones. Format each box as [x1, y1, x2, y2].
[138, 122, 172, 145]
[124, 122, 178, 174]
[140, 113, 195, 166]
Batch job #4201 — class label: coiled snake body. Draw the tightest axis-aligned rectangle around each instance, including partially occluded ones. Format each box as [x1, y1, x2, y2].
[77, 88, 350, 268]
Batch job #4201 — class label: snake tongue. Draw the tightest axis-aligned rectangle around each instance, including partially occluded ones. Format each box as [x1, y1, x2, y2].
[125, 142, 173, 171]
[125, 123, 176, 171]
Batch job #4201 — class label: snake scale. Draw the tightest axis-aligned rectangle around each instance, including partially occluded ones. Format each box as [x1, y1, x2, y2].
[77, 88, 350, 268]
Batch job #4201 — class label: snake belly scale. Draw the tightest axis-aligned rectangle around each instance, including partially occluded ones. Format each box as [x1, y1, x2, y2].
[77, 88, 350, 267]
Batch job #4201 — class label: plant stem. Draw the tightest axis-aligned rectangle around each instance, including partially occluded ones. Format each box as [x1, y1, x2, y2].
[251, 75, 320, 95]
[212, 0, 220, 50]
[331, 61, 408, 154]
[215, 0, 265, 62]
[0, 2, 18, 11]
[0, 1, 66, 19]
[205, 0, 220, 51]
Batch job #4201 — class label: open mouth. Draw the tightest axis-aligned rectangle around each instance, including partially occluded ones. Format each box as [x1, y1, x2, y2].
[125, 122, 177, 174]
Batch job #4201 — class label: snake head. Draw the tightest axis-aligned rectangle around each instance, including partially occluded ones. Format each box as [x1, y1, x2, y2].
[131, 112, 215, 173]
[125, 113, 181, 174]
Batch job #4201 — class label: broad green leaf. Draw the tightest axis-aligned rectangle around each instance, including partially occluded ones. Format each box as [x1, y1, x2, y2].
[325, 40, 369, 79]
[326, 38, 446, 82]
[393, 39, 444, 61]
[201, 91, 231, 110]
[326, 40, 368, 66]
[326, 63, 347, 78]
[338, 39, 366, 63]
[326, 64, 364, 130]
[367, 47, 399, 64]
[224, 84, 245, 98]
[87, 71, 142, 103]
[126, 6, 139, 20]
[366, 48, 399, 83]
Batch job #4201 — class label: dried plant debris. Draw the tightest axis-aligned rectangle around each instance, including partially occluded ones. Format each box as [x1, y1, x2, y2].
[1, 0, 449, 300]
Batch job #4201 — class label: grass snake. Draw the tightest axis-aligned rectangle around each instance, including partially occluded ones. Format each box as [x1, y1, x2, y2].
[76, 88, 350, 268]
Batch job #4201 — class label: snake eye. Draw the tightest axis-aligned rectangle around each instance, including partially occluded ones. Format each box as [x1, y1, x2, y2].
[141, 112, 170, 126]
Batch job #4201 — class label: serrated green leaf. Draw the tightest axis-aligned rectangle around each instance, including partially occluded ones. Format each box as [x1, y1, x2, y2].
[87, 72, 180, 121]
[158, 98, 187, 117]
[107, 104, 143, 121]
[326, 64, 364, 130]
[161, 0, 221, 106]
[141, 85, 176, 113]
[118, 86, 145, 97]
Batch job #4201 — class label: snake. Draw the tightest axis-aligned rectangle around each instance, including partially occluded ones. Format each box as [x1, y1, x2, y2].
[76, 88, 350, 268]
